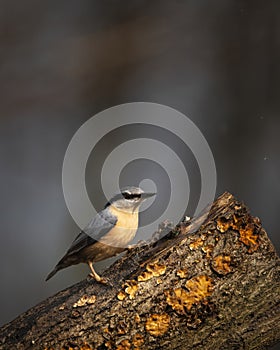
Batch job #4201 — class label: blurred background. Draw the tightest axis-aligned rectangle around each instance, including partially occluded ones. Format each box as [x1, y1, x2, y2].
[0, 1, 279, 344]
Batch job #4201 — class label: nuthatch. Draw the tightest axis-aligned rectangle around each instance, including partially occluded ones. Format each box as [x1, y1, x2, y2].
[46, 187, 155, 283]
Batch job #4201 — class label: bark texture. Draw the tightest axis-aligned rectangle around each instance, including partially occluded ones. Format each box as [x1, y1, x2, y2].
[0, 192, 279, 350]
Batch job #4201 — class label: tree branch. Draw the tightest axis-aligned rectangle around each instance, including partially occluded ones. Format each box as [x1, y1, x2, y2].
[1, 192, 279, 350]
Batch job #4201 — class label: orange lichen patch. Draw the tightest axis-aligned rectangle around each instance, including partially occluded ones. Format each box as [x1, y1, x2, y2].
[238, 223, 259, 252]
[132, 333, 144, 348]
[212, 255, 232, 275]
[186, 275, 213, 299]
[145, 313, 170, 337]
[216, 214, 259, 252]
[165, 288, 192, 313]
[86, 296, 96, 304]
[202, 244, 214, 259]
[156, 278, 163, 284]
[146, 262, 166, 276]
[137, 271, 154, 282]
[116, 339, 131, 350]
[176, 269, 188, 278]
[165, 275, 213, 313]
[118, 280, 139, 300]
[124, 280, 138, 299]
[138, 262, 166, 282]
[117, 290, 127, 301]
[234, 216, 259, 251]
[73, 295, 96, 308]
[216, 217, 231, 233]
[189, 238, 204, 250]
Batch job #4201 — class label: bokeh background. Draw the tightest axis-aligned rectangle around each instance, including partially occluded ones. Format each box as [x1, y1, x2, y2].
[0, 1, 279, 344]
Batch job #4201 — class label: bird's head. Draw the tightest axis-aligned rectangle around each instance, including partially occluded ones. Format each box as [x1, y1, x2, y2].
[106, 186, 156, 212]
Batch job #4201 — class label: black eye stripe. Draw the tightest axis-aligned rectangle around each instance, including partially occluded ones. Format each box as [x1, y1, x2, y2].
[123, 192, 141, 200]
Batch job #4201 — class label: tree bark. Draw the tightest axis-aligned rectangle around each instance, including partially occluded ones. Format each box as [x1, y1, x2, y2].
[0, 192, 279, 350]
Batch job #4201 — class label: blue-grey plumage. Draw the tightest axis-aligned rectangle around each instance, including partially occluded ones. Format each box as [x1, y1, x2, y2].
[46, 187, 155, 283]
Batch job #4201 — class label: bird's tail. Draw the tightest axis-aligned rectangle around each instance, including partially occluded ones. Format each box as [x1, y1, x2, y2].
[46, 254, 78, 281]
[45, 266, 60, 281]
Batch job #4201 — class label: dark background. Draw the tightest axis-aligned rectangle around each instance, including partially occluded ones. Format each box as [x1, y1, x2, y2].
[0, 2, 279, 346]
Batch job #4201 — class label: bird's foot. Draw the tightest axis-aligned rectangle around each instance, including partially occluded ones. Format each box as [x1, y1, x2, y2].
[88, 273, 111, 286]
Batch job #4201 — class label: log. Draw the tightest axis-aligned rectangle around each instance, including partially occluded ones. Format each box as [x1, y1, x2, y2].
[0, 192, 279, 350]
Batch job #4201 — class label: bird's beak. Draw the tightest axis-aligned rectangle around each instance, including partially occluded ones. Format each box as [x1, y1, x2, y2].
[142, 192, 156, 199]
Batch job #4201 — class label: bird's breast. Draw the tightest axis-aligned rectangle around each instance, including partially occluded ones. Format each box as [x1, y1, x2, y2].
[100, 207, 139, 248]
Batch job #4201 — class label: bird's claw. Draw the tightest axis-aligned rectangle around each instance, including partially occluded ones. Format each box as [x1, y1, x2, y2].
[88, 273, 112, 286]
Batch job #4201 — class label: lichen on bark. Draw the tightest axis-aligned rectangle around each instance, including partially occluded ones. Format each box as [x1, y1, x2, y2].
[0, 192, 279, 350]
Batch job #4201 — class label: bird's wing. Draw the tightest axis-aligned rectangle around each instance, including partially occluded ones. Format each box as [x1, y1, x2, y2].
[65, 208, 117, 256]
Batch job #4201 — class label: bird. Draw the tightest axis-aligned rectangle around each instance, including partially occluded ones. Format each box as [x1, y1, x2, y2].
[46, 186, 155, 283]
